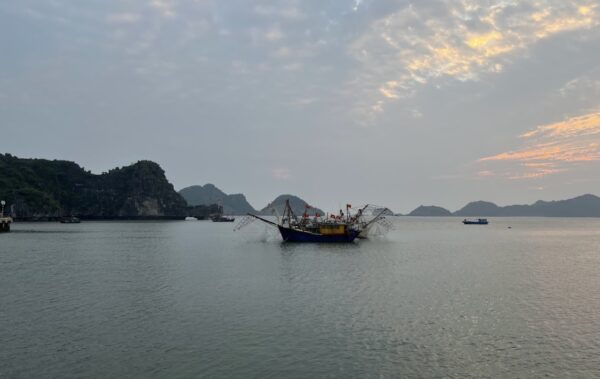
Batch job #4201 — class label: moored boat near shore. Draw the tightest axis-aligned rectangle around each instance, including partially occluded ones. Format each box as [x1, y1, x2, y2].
[60, 216, 81, 224]
[0, 217, 11, 232]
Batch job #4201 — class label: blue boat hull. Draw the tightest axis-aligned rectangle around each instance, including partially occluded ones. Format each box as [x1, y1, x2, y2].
[278, 226, 359, 243]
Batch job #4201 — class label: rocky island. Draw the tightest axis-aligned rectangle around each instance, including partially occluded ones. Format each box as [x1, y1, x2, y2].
[0, 154, 210, 220]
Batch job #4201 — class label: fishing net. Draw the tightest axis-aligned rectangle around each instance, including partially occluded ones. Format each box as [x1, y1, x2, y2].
[233, 215, 257, 231]
[355, 204, 395, 237]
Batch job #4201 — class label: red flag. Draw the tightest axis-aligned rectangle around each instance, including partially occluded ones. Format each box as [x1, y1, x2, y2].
[346, 204, 352, 208]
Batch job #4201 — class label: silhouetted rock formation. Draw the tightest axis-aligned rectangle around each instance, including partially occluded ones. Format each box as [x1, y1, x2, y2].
[179, 184, 256, 215]
[453, 194, 600, 217]
[408, 205, 452, 216]
[260, 194, 324, 216]
[454, 201, 500, 217]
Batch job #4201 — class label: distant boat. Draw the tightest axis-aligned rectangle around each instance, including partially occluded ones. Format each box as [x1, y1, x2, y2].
[462, 218, 488, 225]
[211, 215, 235, 222]
[210, 203, 235, 223]
[185, 216, 198, 221]
[60, 216, 81, 224]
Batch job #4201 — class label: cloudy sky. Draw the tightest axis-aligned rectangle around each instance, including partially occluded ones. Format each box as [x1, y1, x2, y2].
[1, 0, 599, 212]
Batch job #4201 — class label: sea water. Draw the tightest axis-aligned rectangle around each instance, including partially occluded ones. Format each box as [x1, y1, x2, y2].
[2, 218, 600, 377]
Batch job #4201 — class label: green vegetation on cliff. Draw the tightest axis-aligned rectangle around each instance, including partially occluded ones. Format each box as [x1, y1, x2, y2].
[0, 154, 192, 219]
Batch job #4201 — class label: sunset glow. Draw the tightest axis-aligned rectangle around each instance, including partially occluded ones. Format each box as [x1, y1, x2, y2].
[349, 1, 600, 121]
[480, 111, 600, 179]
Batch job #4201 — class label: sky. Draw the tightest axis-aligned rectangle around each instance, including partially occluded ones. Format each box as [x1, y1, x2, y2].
[1, 0, 599, 213]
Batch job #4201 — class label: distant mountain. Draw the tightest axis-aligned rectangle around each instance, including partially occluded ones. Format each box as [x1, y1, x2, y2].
[454, 201, 500, 217]
[179, 184, 256, 215]
[0, 154, 191, 220]
[371, 207, 396, 216]
[453, 194, 600, 217]
[408, 205, 452, 216]
[259, 194, 324, 216]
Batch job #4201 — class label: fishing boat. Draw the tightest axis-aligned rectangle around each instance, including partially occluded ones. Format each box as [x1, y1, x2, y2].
[462, 218, 488, 225]
[210, 204, 235, 223]
[211, 215, 235, 222]
[60, 216, 81, 224]
[247, 200, 388, 243]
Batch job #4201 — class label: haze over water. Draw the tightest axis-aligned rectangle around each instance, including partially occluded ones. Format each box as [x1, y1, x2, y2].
[2, 218, 600, 377]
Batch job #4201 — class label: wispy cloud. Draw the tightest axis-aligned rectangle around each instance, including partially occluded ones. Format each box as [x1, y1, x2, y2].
[272, 167, 293, 180]
[520, 112, 600, 138]
[479, 110, 600, 179]
[151, 0, 176, 18]
[348, 1, 599, 123]
[379, 80, 400, 99]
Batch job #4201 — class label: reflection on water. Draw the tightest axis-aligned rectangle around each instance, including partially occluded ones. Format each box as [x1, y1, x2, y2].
[2, 218, 600, 378]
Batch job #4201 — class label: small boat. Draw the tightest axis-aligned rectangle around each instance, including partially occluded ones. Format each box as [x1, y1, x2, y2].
[462, 218, 488, 225]
[211, 215, 235, 222]
[210, 204, 235, 222]
[60, 216, 81, 224]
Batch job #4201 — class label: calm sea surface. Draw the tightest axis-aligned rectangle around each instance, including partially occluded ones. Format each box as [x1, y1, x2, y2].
[2, 218, 600, 378]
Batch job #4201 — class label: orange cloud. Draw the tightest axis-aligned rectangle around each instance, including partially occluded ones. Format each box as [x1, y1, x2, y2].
[379, 80, 401, 99]
[509, 168, 564, 180]
[481, 143, 562, 162]
[520, 112, 600, 138]
[481, 142, 600, 163]
[479, 110, 600, 179]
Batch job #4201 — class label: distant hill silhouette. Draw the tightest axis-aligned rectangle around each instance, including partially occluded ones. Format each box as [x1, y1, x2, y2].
[408, 205, 452, 216]
[259, 194, 324, 216]
[454, 194, 600, 217]
[179, 184, 256, 215]
[454, 201, 500, 217]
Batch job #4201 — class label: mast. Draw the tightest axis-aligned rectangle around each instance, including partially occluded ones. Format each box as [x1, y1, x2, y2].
[282, 199, 296, 227]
